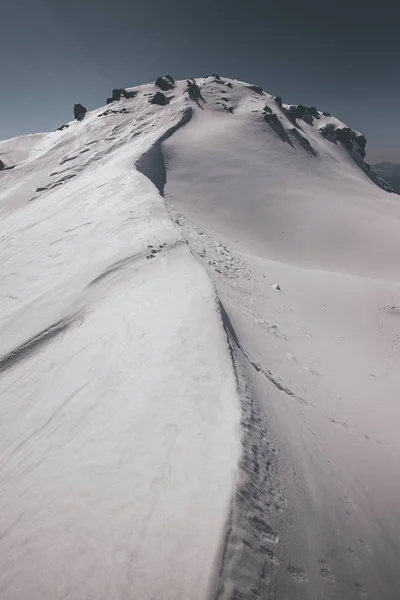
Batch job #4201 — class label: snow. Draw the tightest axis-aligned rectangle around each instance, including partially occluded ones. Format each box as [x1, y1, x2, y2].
[163, 78, 400, 598]
[1, 75, 400, 599]
[0, 82, 240, 599]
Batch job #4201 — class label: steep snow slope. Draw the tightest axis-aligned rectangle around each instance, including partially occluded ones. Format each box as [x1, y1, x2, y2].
[163, 78, 400, 599]
[1, 76, 399, 600]
[0, 84, 240, 600]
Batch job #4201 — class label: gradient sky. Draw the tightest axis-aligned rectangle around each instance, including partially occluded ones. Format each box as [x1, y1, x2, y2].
[1, 0, 399, 162]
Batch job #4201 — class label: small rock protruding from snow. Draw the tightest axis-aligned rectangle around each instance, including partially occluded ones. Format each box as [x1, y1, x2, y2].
[186, 79, 205, 106]
[0, 159, 5, 171]
[73, 103, 87, 121]
[272, 283, 281, 291]
[246, 84, 264, 95]
[150, 92, 169, 106]
[155, 76, 175, 91]
[273, 96, 283, 106]
[212, 74, 224, 84]
[112, 89, 124, 102]
[107, 88, 137, 104]
[264, 112, 280, 125]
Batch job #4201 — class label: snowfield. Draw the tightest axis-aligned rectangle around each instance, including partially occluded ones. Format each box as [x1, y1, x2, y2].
[1, 76, 400, 599]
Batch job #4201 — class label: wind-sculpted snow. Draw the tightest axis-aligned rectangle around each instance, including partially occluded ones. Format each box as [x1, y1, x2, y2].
[1, 75, 400, 600]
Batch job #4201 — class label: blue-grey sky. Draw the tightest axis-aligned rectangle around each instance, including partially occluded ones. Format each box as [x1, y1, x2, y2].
[1, 0, 399, 162]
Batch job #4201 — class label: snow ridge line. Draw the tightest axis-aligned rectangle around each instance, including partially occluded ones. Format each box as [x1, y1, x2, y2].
[213, 300, 284, 600]
[135, 106, 193, 196]
[134, 106, 284, 598]
[0, 313, 82, 375]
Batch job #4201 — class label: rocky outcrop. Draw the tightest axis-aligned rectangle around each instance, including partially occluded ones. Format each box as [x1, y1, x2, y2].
[186, 79, 205, 107]
[150, 92, 169, 106]
[263, 112, 280, 125]
[289, 128, 318, 156]
[320, 125, 367, 159]
[318, 123, 337, 143]
[308, 106, 320, 119]
[319, 124, 392, 191]
[335, 127, 357, 151]
[123, 89, 137, 99]
[73, 104, 87, 121]
[247, 84, 264, 95]
[113, 89, 123, 101]
[273, 96, 282, 106]
[107, 88, 137, 104]
[284, 104, 320, 125]
[155, 76, 175, 91]
[355, 133, 367, 158]
[212, 74, 224, 84]
[56, 124, 70, 131]
[98, 107, 129, 117]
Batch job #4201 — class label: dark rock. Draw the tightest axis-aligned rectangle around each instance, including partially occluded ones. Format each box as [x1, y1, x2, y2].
[264, 112, 280, 125]
[112, 88, 124, 101]
[284, 104, 317, 125]
[356, 134, 367, 149]
[293, 104, 308, 119]
[262, 105, 272, 114]
[73, 103, 87, 121]
[122, 89, 137, 99]
[109, 87, 136, 102]
[226, 82, 233, 88]
[165, 74, 175, 85]
[0, 160, 5, 171]
[226, 106, 234, 114]
[247, 84, 263, 95]
[318, 123, 337, 142]
[322, 111, 331, 117]
[186, 79, 205, 106]
[335, 127, 354, 151]
[98, 107, 129, 117]
[355, 134, 367, 159]
[320, 124, 368, 158]
[290, 128, 318, 156]
[308, 106, 320, 119]
[273, 96, 282, 106]
[150, 92, 169, 106]
[155, 76, 175, 91]
[56, 123, 69, 131]
[212, 74, 224, 84]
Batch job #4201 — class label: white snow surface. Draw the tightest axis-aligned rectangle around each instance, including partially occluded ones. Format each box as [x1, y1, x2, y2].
[1, 77, 400, 599]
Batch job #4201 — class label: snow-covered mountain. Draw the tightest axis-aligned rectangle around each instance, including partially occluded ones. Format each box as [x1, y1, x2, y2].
[1, 75, 400, 600]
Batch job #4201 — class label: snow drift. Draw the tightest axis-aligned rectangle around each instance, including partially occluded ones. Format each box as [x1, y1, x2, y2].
[0, 75, 399, 600]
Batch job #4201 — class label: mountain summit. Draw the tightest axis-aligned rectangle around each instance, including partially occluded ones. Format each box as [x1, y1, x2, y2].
[1, 76, 400, 600]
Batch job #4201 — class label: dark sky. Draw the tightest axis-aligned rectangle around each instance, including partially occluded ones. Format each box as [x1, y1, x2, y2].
[1, 0, 399, 162]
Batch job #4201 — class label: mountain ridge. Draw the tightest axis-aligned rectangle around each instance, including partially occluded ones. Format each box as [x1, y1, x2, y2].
[1, 75, 400, 600]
